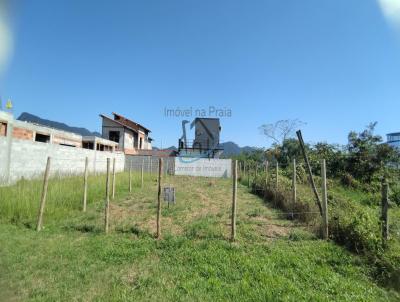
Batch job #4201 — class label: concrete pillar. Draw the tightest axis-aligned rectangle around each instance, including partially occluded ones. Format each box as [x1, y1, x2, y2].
[5, 114, 14, 184]
[93, 138, 97, 174]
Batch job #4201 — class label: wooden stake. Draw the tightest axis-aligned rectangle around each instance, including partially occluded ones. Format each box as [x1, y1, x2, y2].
[292, 158, 296, 218]
[36, 157, 51, 231]
[381, 180, 389, 245]
[150, 158, 153, 176]
[275, 162, 279, 191]
[231, 160, 238, 241]
[265, 161, 269, 187]
[105, 158, 110, 233]
[111, 158, 116, 199]
[141, 159, 144, 188]
[156, 158, 163, 239]
[83, 157, 89, 212]
[129, 160, 132, 193]
[321, 159, 329, 240]
[247, 164, 250, 187]
[296, 130, 323, 216]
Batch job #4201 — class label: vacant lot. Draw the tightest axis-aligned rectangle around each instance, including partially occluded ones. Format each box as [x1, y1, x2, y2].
[0, 173, 399, 301]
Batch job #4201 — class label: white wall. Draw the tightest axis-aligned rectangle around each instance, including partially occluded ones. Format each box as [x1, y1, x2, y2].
[0, 137, 125, 184]
[174, 157, 231, 178]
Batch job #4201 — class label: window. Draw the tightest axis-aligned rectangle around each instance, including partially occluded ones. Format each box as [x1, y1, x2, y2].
[83, 142, 94, 149]
[35, 133, 50, 143]
[0, 122, 7, 136]
[388, 135, 400, 142]
[60, 143, 76, 148]
[139, 137, 143, 149]
[109, 131, 120, 143]
[97, 143, 105, 151]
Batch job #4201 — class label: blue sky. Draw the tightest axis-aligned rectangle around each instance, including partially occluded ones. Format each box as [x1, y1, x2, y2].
[1, 0, 400, 148]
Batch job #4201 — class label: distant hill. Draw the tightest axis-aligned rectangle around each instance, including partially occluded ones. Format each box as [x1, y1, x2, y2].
[17, 112, 101, 137]
[153, 146, 178, 151]
[153, 142, 256, 157]
[220, 142, 257, 157]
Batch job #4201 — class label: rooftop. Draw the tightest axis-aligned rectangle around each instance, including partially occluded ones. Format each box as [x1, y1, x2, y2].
[112, 112, 151, 133]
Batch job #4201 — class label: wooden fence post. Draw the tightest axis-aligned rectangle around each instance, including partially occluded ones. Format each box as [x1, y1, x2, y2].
[247, 164, 250, 187]
[321, 159, 329, 240]
[275, 162, 279, 191]
[265, 161, 269, 187]
[150, 158, 153, 176]
[292, 158, 296, 218]
[105, 158, 111, 233]
[231, 160, 238, 241]
[83, 157, 89, 212]
[156, 158, 163, 239]
[129, 160, 132, 193]
[381, 180, 389, 245]
[296, 130, 323, 216]
[36, 157, 51, 231]
[111, 158, 116, 199]
[141, 159, 144, 188]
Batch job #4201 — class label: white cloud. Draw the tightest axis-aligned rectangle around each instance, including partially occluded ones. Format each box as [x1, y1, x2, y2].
[378, 0, 400, 26]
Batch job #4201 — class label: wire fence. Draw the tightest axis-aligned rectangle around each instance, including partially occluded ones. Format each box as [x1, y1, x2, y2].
[1, 156, 396, 247]
[236, 158, 399, 247]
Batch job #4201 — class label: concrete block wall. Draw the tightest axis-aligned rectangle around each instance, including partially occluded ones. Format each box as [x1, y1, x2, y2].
[125, 155, 175, 175]
[0, 137, 125, 185]
[175, 157, 232, 178]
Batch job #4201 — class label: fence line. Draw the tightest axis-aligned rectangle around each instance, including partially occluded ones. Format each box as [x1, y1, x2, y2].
[238, 158, 392, 242]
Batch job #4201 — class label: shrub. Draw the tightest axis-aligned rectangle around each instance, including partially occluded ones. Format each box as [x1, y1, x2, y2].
[391, 185, 400, 206]
[340, 173, 360, 189]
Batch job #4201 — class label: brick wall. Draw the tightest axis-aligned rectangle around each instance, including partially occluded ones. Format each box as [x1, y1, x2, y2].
[12, 127, 34, 140]
[53, 135, 82, 147]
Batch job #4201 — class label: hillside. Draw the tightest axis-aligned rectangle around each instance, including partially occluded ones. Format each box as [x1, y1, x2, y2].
[154, 142, 256, 156]
[0, 172, 398, 301]
[17, 112, 101, 137]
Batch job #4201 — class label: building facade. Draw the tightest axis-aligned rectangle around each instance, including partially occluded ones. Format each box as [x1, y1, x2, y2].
[100, 112, 152, 155]
[0, 110, 118, 151]
[178, 117, 223, 158]
[387, 132, 400, 149]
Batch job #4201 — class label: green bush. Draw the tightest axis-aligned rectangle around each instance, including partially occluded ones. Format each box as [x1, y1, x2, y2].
[244, 166, 400, 291]
[391, 185, 400, 206]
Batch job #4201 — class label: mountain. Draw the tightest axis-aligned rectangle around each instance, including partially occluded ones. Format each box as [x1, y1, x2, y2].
[152, 146, 178, 151]
[17, 112, 101, 137]
[153, 142, 256, 157]
[220, 142, 257, 157]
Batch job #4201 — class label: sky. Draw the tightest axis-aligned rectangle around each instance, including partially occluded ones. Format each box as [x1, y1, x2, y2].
[1, 0, 400, 148]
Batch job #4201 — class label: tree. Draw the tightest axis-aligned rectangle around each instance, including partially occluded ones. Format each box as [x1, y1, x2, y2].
[309, 143, 346, 177]
[346, 122, 396, 182]
[259, 119, 305, 163]
[259, 119, 306, 146]
[266, 138, 304, 168]
[233, 148, 266, 166]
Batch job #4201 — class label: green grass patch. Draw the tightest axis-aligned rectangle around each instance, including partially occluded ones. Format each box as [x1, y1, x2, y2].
[0, 173, 399, 301]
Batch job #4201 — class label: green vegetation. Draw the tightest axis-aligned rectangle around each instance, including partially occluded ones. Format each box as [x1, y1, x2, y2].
[1, 173, 399, 301]
[236, 122, 400, 291]
[246, 161, 400, 292]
